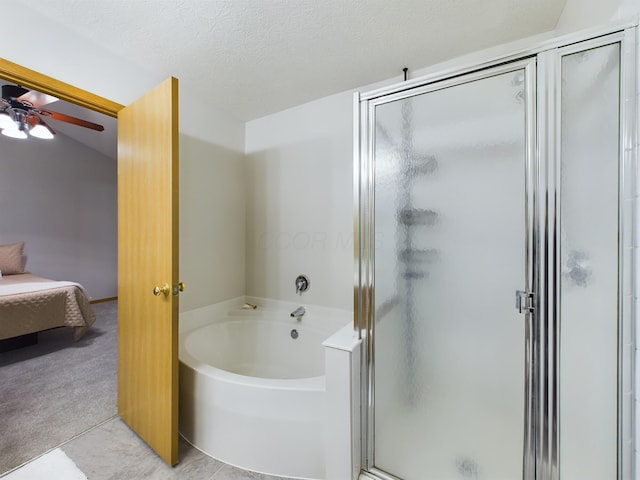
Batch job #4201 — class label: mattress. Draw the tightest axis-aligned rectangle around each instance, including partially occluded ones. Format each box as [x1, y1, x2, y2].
[0, 273, 96, 341]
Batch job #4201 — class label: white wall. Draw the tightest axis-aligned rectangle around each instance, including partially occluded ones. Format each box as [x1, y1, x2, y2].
[0, 132, 117, 300]
[180, 138, 245, 310]
[1, 1, 247, 312]
[556, 0, 637, 32]
[635, 25, 640, 477]
[245, 92, 354, 310]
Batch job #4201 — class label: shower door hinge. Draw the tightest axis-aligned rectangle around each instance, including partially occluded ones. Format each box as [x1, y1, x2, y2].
[516, 290, 535, 314]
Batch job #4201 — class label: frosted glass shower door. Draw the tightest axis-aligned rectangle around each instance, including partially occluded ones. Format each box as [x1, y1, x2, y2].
[372, 64, 532, 480]
[558, 41, 621, 480]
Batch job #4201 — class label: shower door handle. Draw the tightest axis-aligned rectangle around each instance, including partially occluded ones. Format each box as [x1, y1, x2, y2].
[516, 290, 535, 314]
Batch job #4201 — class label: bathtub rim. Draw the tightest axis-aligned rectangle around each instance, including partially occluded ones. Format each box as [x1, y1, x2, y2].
[179, 295, 352, 334]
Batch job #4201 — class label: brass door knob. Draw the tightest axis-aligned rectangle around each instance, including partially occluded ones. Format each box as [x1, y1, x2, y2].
[171, 282, 186, 296]
[153, 283, 171, 297]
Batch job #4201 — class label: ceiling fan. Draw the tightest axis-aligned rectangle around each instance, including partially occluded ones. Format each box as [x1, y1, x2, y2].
[0, 84, 104, 140]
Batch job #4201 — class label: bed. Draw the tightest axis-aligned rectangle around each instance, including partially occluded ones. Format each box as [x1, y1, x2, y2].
[0, 241, 96, 342]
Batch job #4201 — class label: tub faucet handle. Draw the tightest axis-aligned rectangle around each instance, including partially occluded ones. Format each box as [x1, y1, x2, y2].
[295, 275, 310, 295]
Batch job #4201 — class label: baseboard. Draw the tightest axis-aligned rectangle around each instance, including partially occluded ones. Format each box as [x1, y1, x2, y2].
[90, 296, 117, 304]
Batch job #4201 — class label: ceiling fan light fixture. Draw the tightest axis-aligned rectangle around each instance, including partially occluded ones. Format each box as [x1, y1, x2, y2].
[29, 122, 55, 140]
[2, 125, 28, 139]
[2, 110, 29, 139]
[0, 110, 15, 130]
[0, 84, 104, 140]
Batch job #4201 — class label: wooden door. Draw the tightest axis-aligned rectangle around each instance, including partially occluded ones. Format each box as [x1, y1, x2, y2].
[117, 77, 179, 465]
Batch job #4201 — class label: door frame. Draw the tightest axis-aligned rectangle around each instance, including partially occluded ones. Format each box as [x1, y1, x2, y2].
[0, 59, 124, 117]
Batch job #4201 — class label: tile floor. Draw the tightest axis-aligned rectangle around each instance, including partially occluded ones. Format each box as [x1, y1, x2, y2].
[4, 417, 296, 480]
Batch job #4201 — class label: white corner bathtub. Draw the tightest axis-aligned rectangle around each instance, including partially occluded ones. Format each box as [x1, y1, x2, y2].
[179, 298, 350, 479]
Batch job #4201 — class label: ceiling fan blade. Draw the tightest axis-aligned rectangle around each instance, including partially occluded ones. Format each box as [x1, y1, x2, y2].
[38, 108, 105, 132]
[17, 90, 59, 108]
[29, 113, 56, 133]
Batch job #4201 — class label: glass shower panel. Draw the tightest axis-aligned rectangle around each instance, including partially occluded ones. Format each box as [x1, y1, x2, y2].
[373, 68, 529, 480]
[559, 43, 620, 480]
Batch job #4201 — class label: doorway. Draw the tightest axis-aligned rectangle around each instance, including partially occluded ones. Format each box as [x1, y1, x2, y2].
[0, 59, 181, 466]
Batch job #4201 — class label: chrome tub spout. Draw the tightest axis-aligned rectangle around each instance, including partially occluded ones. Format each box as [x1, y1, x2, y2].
[290, 306, 305, 319]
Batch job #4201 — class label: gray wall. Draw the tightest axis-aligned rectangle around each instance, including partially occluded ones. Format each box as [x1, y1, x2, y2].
[0, 131, 117, 300]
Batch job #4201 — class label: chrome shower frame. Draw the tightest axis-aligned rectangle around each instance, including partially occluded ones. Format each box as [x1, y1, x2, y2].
[354, 20, 637, 480]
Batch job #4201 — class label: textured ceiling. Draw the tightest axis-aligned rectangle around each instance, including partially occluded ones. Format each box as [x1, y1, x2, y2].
[23, 0, 567, 122]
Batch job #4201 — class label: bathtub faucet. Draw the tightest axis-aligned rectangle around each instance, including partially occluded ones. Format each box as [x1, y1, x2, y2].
[295, 275, 310, 295]
[290, 306, 305, 319]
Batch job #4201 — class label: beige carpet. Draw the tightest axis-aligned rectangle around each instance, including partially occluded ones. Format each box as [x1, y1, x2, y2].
[0, 301, 117, 475]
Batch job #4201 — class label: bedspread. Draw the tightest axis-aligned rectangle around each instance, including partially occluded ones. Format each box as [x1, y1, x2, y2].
[0, 273, 96, 341]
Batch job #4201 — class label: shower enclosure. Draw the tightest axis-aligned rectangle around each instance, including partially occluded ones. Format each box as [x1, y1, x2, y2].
[355, 26, 636, 480]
